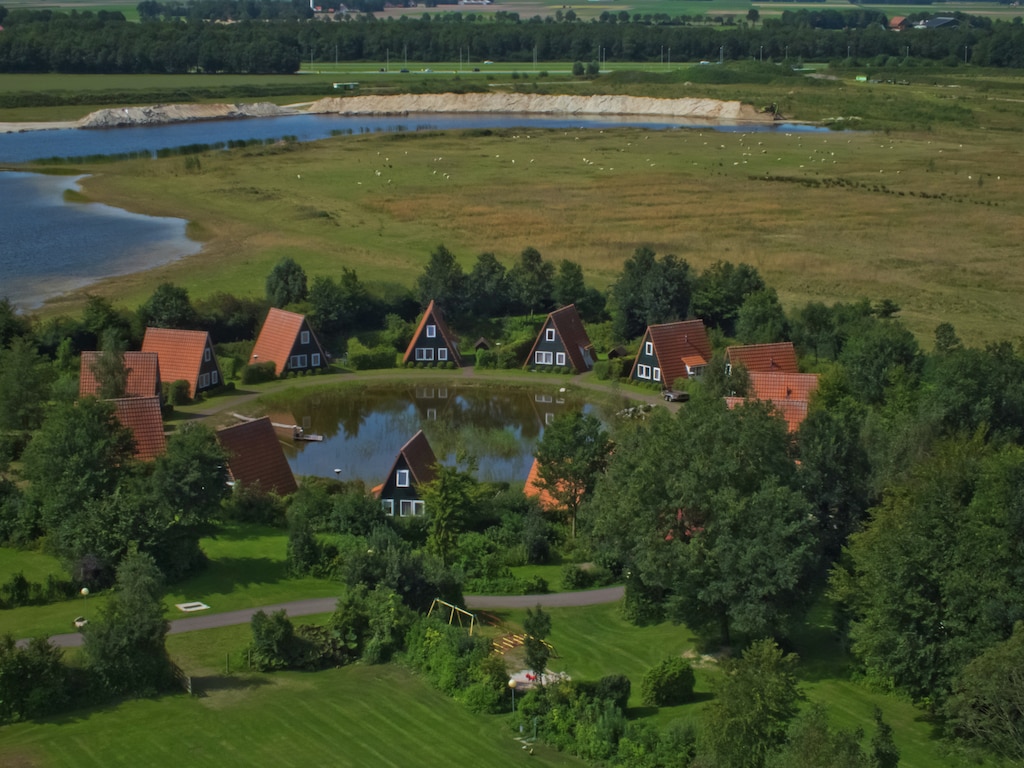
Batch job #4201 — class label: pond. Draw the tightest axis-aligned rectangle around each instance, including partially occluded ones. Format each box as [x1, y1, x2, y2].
[257, 381, 612, 487]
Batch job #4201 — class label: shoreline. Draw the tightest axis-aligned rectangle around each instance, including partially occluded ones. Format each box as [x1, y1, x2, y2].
[0, 92, 776, 135]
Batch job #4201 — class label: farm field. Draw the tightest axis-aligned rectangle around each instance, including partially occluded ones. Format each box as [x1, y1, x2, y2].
[46, 108, 1024, 346]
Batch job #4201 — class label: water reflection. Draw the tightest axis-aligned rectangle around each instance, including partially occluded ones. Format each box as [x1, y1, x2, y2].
[269, 382, 598, 486]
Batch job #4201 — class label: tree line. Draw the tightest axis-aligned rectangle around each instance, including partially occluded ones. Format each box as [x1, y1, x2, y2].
[0, 5, 1023, 73]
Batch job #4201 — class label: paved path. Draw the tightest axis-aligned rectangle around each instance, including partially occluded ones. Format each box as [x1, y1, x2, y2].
[37, 587, 624, 649]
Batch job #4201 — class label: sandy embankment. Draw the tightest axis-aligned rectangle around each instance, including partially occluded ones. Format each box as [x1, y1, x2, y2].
[0, 93, 771, 134]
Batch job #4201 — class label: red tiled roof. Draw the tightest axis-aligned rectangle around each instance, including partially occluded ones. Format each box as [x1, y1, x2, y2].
[141, 327, 216, 398]
[217, 417, 298, 496]
[524, 304, 594, 373]
[631, 320, 712, 386]
[523, 457, 560, 512]
[402, 300, 462, 366]
[110, 396, 166, 461]
[725, 342, 799, 374]
[79, 351, 161, 399]
[748, 372, 819, 404]
[251, 307, 324, 376]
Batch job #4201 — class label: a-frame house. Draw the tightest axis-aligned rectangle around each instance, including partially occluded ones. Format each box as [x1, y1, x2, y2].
[403, 300, 462, 367]
[111, 396, 167, 461]
[141, 327, 222, 399]
[250, 307, 329, 377]
[79, 351, 162, 400]
[373, 430, 437, 518]
[216, 417, 298, 496]
[630, 319, 712, 388]
[524, 304, 595, 374]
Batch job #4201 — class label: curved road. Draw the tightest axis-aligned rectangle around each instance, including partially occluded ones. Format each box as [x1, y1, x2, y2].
[38, 586, 625, 649]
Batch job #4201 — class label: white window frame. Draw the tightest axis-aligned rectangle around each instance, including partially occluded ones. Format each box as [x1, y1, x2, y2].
[396, 469, 410, 487]
[415, 347, 434, 362]
[645, 341, 653, 356]
[545, 412, 556, 425]
[426, 408, 437, 420]
[437, 348, 448, 361]
[400, 500, 412, 517]
[426, 324, 436, 338]
[654, 367, 662, 382]
[203, 347, 212, 362]
[311, 353, 321, 367]
[289, 354, 307, 369]
[535, 351, 553, 365]
[199, 372, 211, 389]
[382, 499, 394, 516]
[301, 331, 310, 345]
[413, 500, 425, 516]
[545, 327, 556, 342]
[211, 370, 219, 385]
[636, 364, 651, 380]
[555, 352, 566, 367]
[438, 388, 448, 399]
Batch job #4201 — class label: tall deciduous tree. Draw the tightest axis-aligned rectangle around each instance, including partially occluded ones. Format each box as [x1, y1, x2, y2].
[91, 327, 129, 400]
[265, 256, 308, 308]
[467, 252, 511, 319]
[736, 288, 790, 345]
[523, 604, 552, 679]
[138, 282, 197, 329]
[765, 704, 870, 768]
[508, 246, 554, 316]
[416, 244, 466, 318]
[421, 464, 480, 567]
[611, 247, 692, 340]
[691, 260, 765, 337]
[701, 639, 803, 768]
[0, 336, 53, 431]
[82, 551, 172, 696]
[534, 411, 611, 539]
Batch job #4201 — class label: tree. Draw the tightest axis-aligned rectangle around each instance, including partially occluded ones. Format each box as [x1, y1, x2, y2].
[870, 707, 900, 768]
[138, 282, 197, 329]
[0, 336, 54, 431]
[0, 297, 31, 349]
[747, 7, 760, 24]
[701, 639, 803, 768]
[0, 635, 68, 725]
[523, 604, 552, 678]
[766, 704, 870, 768]
[534, 411, 611, 538]
[838, 317, 922, 406]
[508, 246, 554, 316]
[640, 657, 695, 706]
[736, 288, 790, 345]
[946, 622, 1024, 762]
[265, 256, 308, 307]
[82, 551, 172, 696]
[691, 261, 765, 337]
[287, 509, 320, 576]
[611, 247, 692, 340]
[91, 327, 129, 400]
[466, 252, 511, 319]
[416, 244, 466, 318]
[421, 464, 480, 567]
[553, 259, 605, 322]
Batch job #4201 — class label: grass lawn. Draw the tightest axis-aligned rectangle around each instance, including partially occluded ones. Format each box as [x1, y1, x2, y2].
[0, 546, 65, 584]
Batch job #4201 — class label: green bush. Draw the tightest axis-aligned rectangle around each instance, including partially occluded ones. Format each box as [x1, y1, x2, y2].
[163, 379, 192, 405]
[640, 657, 695, 707]
[562, 564, 592, 590]
[241, 361, 277, 384]
[346, 338, 395, 370]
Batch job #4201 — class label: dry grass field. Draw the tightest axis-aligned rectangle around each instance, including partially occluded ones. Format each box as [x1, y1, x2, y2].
[56, 117, 1024, 346]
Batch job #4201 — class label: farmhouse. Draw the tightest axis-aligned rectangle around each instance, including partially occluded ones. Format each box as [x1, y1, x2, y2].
[250, 307, 329, 376]
[524, 304, 595, 374]
[79, 350, 161, 400]
[403, 300, 462, 367]
[110, 396, 166, 461]
[374, 430, 437, 517]
[630, 319, 712, 388]
[216, 417, 298, 495]
[142, 327, 222, 399]
[724, 341, 799, 375]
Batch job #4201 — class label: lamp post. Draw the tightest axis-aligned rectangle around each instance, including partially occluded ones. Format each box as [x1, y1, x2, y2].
[333, 468, 342, 481]
[508, 678, 518, 713]
[80, 587, 89, 620]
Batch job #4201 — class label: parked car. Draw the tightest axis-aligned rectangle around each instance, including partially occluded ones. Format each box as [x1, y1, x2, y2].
[663, 390, 689, 403]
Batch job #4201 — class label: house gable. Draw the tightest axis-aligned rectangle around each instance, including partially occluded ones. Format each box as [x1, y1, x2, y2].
[79, 351, 161, 400]
[724, 342, 799, 375]
[142, 327, 222, 399]
[216, 417, 298, 496]
[403, 300, 462, 367]
[376, 430, 437, 517]
[630, 320, 712, 387]
[251, 307, 328, 376]
[524, 304, 594, 374]
[111, 396, 166, 461]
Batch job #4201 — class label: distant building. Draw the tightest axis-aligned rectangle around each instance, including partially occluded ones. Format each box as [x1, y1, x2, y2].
[142, 327, 222, 399]
[724, 342, 799, 375]
[79, 350, 161, 400]
[403, 300, 462, 367]
[217, 417, 298, 496]
[524, 304, 595, 374]
[630, 320, 712, 388]
[725, 371, 820, 432]
[110, 396, 166, 461]
[373, 430, 437, 517]
[250, 307, 329, 377]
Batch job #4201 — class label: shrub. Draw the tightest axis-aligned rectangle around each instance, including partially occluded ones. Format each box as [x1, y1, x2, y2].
[346, 338, 395, 370]
[641, 657, 695, 707]
[241, 361, 276, 384]
[164, 379, 192, 405]
[562, 564, 592, 590]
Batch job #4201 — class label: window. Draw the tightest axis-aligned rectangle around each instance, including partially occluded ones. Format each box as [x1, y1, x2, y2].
[415, 348, 435, 362]
[545, 412, 556, 425]
[301, 331, 310, 345]
[653, 367, 662, 382]
[400, 500, 411, 517]
[426, 324, 436, 338]
[413, 500, 425, 516]
[438, 348, 448, 361]
[545, 328, 556, 342]
[203, 347, 211, 362]
[382, 499, 394, 516]
[400, 500, 425, 517]
[211, 370, 219, 385]
[426, 408, 437, 420]
[555, 352, 566, 366]
[645, 341, 653, 356]
[636, 364, 651, 380]
[725, 363, 733, 376]
[437, 388, 448, 399]
[289, 354, 307, 369]
[311, 353, 321, 367]
[396, 469, 410, 487]
[198, 372, 211, 389]
[535, 351, 553, 365]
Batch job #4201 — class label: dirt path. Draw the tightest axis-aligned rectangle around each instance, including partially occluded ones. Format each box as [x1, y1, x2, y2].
[38, 586, 624, 648]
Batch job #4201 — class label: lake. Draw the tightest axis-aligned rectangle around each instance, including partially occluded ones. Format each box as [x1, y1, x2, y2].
[262, 382, 608, 486]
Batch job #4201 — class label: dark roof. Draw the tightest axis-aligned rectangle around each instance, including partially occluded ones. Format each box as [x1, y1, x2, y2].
[725, 342, 799, 374]
[525, 304, 594, 373]
[632, 320, 712, 385]
[110, 396, 166, 461]
[474, 337, 492, 351]
[251, 307, 324, 375]
[403, 300, 462, 366]
[607, 346, 629, 360]
[217, 417, 298, 496]
[79, 351, 161, 399]
[141, 327, 217, 398]
[382, 430, 437, 491]
[917, 16, 956, 28]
